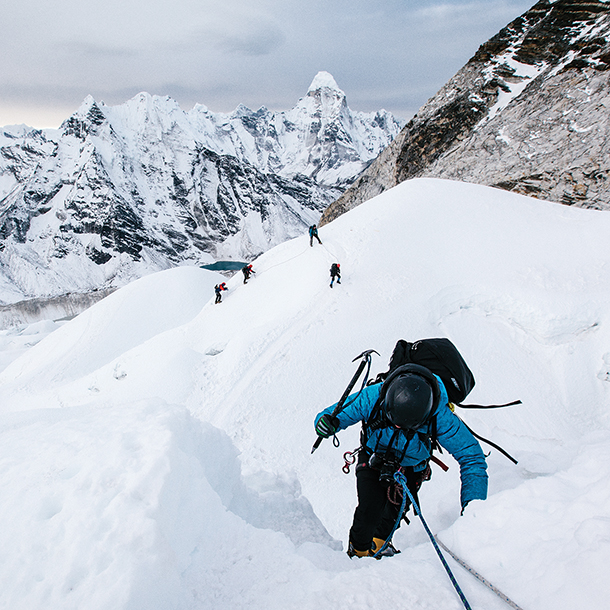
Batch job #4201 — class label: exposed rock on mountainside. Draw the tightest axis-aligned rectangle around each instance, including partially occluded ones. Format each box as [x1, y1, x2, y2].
[321, 0, 610, 225]
[0, 73, 401, 305]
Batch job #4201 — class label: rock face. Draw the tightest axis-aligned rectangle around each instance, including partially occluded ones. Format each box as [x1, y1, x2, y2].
[0, 72, 401, 304]
[321, 0, 610, 225]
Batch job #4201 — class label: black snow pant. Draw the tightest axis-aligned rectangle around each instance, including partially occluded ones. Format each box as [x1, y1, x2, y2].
[310, 234, 322, 246]
[348, 457, 428, 553]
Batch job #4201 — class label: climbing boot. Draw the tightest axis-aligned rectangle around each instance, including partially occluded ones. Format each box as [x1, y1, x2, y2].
[347, 542, 372, 558]
[372, 537, 401, 558]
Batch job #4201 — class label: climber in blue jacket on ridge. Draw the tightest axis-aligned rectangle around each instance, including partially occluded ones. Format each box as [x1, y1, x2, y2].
[315, 363, 488, 558]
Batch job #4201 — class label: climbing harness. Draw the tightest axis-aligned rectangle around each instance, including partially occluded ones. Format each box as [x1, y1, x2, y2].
[434, 538, 526, 610]
[312, 349, 379, 453]
[400, 472, 474, 610]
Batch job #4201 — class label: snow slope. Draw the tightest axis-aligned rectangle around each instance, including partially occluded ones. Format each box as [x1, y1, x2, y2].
[1, 178, 609, 609]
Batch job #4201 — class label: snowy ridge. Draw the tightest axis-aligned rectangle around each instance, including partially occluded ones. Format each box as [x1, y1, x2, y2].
[0, 179, 609, 609]
[0, 73, 402, 305]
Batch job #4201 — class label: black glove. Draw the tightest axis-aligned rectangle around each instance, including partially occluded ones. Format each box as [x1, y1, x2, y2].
[315, 414, 340, 438]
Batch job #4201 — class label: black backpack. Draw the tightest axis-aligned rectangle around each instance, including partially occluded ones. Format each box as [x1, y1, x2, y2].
[386, 338, 475, 404]
[369, 338, 520, 463]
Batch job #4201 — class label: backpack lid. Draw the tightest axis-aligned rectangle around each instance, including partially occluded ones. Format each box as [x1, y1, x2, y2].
[386, 338, 475, 404]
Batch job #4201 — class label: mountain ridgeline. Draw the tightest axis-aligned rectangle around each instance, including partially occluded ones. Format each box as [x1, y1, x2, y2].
[0, 72, 402, 305]
[321, 0, 610, 225]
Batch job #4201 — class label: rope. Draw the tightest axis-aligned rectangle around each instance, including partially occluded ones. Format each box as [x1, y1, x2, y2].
[434, 538, 526, 610]
[260, 245, 310, 272]
[398, 472, 473, 610]
[321, 242, 339, 260]
[260, 237, 338, 277]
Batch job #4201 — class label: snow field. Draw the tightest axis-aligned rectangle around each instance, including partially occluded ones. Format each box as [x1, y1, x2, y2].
[1, 178, 610, 609]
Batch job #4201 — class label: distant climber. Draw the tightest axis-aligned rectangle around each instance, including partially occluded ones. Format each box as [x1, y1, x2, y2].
[214, 282, 228, 304]
[242, 264, 256, 284]
[309, 224, 322, 247]
[330, 263, 341, 287]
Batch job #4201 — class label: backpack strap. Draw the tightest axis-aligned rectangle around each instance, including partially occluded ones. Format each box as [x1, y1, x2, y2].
[360, 392, 385, 448]
[456, 400, 522, 409]
[429, 412, 441, 454]
[457, 416, 518, 464]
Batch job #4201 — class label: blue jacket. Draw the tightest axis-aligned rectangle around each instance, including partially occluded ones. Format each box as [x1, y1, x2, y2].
[315, 376, 488, 508]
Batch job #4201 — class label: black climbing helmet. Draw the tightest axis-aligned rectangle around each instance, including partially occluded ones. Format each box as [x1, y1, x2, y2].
[383, 373, 434, 429]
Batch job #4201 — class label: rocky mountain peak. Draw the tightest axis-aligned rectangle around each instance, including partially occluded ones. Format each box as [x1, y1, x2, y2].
[61, 96, 107, 139]
[301, 71, 348, 120]
[321, 0, 610, 225]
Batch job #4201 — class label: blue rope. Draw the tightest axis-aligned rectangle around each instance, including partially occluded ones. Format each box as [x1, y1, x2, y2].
[395, 471, 473, 610]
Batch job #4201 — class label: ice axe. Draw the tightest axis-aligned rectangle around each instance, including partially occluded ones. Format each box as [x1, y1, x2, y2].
[311, 349, 379, 454]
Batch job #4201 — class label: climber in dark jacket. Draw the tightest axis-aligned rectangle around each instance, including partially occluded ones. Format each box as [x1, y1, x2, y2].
[314, 364, 487, 558]
[330, 263, 341, 287]
[242, 264, 255, 284]
[214, 282, 228, 304]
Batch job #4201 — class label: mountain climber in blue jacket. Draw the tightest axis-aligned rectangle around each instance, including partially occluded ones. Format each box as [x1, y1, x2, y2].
[309, 224, 322, 246]
[314, 363, 487, 558]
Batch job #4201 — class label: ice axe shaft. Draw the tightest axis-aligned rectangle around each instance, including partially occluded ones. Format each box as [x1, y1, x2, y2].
[311, 349, 379, 454]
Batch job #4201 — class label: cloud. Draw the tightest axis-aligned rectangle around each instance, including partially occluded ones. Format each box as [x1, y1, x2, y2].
[0, 0, 535, 128]
[412, 0, 531, 29]
[211, 23, 285, 56]
[57, 41, 140, 60]
[185, 15, 286, 57]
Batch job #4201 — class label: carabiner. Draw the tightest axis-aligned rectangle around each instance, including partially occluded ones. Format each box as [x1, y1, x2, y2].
[342, 450, 357, 474]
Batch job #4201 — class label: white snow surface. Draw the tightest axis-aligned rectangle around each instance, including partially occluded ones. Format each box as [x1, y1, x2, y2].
[1, 178, 610, 609]
[308, 71, 342, 94]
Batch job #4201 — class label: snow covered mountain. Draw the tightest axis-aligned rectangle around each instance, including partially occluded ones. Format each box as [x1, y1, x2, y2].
[1, 178, 609, 609]
[0, 72, 401, 305]
[322, 0, 610, 224]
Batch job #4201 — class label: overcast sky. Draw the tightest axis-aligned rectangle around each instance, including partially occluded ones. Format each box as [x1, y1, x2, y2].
[0, 0, 534, 128]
